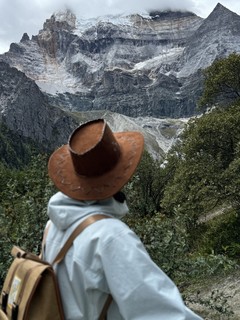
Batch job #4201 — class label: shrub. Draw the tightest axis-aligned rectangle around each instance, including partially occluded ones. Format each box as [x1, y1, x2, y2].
[0, 154, 56, 287]
[197, 209, 240, 258]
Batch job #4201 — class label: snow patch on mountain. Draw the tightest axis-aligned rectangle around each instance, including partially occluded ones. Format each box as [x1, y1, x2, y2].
[133, 47, 184, 72]
[74, 14, 134, 37]
[36, 63, 80, 94]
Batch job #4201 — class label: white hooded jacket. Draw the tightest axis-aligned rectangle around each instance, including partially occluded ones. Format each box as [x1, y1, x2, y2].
[43, 191, 202, 320]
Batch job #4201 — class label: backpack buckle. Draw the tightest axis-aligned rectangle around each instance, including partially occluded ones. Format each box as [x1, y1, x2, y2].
[1, 291, 8, 313]
[11, 302, 18, 320]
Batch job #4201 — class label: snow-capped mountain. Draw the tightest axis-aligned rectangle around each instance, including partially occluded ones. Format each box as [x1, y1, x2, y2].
[1, 3, 240, 119]
[0, 3, 240, 158]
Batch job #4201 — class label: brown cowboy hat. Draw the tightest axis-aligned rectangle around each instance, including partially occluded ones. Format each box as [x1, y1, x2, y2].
[48, 119, 144, 200]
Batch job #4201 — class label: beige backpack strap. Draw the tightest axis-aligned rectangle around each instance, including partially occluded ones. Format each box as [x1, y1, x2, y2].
[53, 214, 111, 264]
[46, 214, 113, 319]
[99, 294, 113, 320]
[39, 222, 51, 259]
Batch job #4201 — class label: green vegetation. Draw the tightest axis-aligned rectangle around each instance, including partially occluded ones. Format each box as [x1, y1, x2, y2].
[162, 104, 240, 232]
[1, 53, 240, 317]
[198, 52, 240, 110]
[0, 122, 40, 168]
[0, 154, 56, 286]
[123, 151, 169, 216]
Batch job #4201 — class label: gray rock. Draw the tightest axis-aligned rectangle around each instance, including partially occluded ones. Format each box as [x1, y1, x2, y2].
[0, 61, 78, 151]
[2, 4, 239, 118]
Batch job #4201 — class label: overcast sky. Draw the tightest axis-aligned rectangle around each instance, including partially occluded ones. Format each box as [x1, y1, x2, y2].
[0, 0, 239, 53]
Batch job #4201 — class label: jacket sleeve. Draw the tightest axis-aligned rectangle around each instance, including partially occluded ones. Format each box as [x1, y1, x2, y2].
[100, 220, 202, 320]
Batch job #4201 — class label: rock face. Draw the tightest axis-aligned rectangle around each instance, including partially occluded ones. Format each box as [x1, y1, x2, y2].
[1, 3, 240, 157]
[0, 61, 186, 157]
[76, 110, 187, 159]
[0, 61, 78, 151]
[1, 3, 240, 118]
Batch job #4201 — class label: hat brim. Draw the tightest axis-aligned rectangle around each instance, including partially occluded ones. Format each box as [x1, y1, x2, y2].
[48, 132, 144, 200]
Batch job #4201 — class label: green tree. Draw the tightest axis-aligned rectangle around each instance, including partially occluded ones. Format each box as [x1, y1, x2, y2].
[124, 151, 169, 216]
[0, 154, 56, 285]
[199, 53, 240, 110]
[0, 122, 38, 168]
[222, 143, 240, 210]
[162, 104, 240, 231]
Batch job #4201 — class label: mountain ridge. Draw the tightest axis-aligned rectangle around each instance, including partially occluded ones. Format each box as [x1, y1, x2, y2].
[0, 6, 205, 118]
[1, 3, 238, 119]
[0, 3, 240, 159]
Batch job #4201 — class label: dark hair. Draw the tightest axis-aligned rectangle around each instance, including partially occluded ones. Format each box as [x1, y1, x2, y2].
[113, 191, 126, 203]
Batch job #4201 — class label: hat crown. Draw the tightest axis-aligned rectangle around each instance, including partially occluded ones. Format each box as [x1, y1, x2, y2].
[69, 119, 121, 177]
[48, 118, 144, 200]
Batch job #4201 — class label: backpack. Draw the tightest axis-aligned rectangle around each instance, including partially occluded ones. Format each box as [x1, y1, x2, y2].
[0, 214, 112, 320]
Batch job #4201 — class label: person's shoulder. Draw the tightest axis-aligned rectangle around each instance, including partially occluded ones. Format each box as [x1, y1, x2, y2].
[98, 216, 130, 236]
[76, 214, 140, 249]
[96, 216, 141, 248]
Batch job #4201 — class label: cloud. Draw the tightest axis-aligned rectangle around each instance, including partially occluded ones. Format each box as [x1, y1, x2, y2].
[0, 0, 195, 53]
[0, 0, 239, 54]
[137, 0, 195, 13]
[64, 0, 196, 17]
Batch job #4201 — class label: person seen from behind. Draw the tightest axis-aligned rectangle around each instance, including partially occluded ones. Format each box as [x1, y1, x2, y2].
[43, 118, 203, 319]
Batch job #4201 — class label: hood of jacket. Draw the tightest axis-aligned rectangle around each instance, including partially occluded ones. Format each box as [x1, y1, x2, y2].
[47, 191, 129, 231]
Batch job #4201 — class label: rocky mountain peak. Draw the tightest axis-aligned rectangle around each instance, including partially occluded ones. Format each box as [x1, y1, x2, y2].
[1, 3, 240, 158]
[42, 9, 76, 32]
[202, 2, 240, 28]
[20, 33, 30, 43]
[211, 2, 236, 16]
[36, 9, 77, 58]
[1, 3, 240, 120]
[177, 3, 240, 78]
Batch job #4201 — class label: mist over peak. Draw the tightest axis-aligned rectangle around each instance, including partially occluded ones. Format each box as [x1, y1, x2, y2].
[148, 10, 197, 20]
[62, 0, 196, 18]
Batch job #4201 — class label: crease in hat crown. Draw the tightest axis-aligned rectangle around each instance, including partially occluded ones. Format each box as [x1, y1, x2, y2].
[48, 118, 144, 200]
[68, 119, 121, 177]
